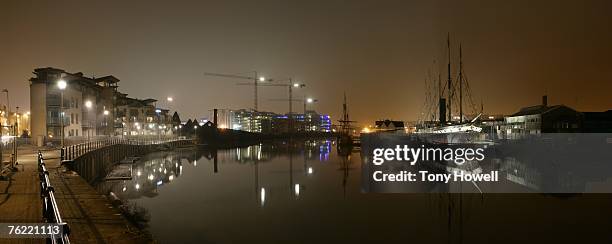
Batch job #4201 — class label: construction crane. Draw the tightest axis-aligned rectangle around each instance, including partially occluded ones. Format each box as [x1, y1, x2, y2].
[204, 71, 268, 111]
[261, 78, 306, 133]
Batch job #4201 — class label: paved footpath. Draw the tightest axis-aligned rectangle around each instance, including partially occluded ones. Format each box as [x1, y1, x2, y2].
[0, 146, 152, 244]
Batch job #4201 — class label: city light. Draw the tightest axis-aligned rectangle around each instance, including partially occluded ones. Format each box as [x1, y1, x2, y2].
[260, 187, 266, 206]
[293, 83, 300, 87]
[57, 79, 67, 90]
[155, 109, 162, 113]
[85, 100, 92, 108]
[294, 184, 300, 197]
[103, 110, 109, 115]
[362, 127, 371, 133]
[167, 97, 173, 102]
[308, 167, 313, 175]
[258, 77, 266, 82]
[306, 98, 314, 103]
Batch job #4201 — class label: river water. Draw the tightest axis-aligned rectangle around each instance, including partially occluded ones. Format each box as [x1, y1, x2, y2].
[97, 140, 612, 243]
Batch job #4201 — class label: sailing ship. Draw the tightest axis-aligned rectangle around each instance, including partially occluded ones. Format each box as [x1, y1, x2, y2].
[415, 35, 484, 141]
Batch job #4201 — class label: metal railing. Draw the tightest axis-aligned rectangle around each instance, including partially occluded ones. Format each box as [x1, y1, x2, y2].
[61, 136, 192, 161]
[38, 151, 71, 244]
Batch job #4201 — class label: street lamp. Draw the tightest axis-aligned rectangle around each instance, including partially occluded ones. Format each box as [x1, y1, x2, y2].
[85, 100, 93, 140]
[1, 89, 8, 136]
[155, 109, 162, 139]
[15, 106, 20, 136]
[24, 111, 30, 137]
[57, 79, 67, 148]
[103, 108, 109, 136]
[304, 97, 318, 113]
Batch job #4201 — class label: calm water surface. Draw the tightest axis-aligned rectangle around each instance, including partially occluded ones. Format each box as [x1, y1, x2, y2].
[98, 140, 612, 243]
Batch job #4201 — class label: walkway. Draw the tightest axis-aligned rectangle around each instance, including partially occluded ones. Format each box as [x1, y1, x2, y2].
[0, 145, 152, 243]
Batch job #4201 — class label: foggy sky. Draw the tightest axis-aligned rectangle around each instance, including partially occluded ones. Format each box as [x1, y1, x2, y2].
[1, 0, 611, 125]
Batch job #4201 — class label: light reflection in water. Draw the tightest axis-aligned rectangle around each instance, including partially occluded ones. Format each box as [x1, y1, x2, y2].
[98, 141, 334, 203]
[260, 187, 266, 206]
[91, 139, 612, 244]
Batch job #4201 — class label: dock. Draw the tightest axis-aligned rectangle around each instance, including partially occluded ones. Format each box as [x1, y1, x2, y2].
[0, 147, 151, 243]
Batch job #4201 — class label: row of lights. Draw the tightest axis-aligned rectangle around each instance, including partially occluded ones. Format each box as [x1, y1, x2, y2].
[58, 80, 175, 122]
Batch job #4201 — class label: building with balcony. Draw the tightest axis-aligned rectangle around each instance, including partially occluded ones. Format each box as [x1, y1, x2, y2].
[29, 67, 174, 145]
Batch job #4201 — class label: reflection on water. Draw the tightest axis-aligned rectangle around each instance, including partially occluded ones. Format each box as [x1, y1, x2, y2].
[96, 140, 612, 244]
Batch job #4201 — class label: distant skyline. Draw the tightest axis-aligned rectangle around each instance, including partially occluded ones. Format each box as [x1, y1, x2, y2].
[1, 0, 611, 125]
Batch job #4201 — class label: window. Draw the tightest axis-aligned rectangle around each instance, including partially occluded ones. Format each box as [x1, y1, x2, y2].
[71, 113, 74, 124]
[76, 114, 79, 124]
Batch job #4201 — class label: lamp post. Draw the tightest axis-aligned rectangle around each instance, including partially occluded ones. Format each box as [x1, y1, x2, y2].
[155, 109, 162, 140]
[2, 89, 9, 136]
[165, 97, 173, 135]
[23, 111, 30, 137]
[303, 97, 318, 114]
[85, 100, 92, 141]
[103, 108, 109, 137]
[288, 81, 306, 133]
[15, 106, 19, 136]
[57, 80, 67, 148]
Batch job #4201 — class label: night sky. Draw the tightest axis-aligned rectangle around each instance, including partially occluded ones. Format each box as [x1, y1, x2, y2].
[1, 0, 611, 125]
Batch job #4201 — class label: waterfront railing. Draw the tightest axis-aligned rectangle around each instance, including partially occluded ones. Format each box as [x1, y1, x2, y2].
[61, 136, 192, 161]
[38, 151, 71, 244]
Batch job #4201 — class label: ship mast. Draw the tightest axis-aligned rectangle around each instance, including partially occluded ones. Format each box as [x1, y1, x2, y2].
[459, 44, 463, 124]
[447, 33, 452, 123]
[341, 92, 350, 134]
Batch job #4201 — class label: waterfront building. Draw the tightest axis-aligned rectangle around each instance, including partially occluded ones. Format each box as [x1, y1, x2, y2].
[229, 109, 274, 133]
[29, 67, 175, 146]
[297, 110, 331, 132]
[114, 95, 173, 136]
[228, 109, 331, 134]
[374, 120, 405, 132]
[500, 96, 612, 138]
[502, 96, 581, 139]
